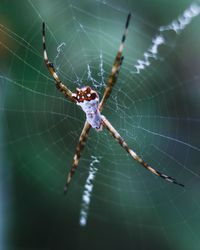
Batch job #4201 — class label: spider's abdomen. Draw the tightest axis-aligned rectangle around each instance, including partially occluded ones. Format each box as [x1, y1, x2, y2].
[74, 86, 102, 130]
[78, 99, 102, 130]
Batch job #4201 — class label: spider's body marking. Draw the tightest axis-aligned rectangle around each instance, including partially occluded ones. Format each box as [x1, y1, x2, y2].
[78, 100, 102, 130]
[73, 86, 98, 102]
[42, 13, 184, 192]
[73, 86, 103, 130]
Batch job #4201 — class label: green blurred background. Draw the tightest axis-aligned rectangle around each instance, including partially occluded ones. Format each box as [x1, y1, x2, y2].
[1, 0, 200, 249]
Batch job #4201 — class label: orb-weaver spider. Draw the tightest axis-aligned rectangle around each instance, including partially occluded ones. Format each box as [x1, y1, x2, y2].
[42, 13, 184, 192]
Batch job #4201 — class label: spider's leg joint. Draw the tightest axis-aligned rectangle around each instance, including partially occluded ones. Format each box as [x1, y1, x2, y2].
[56, 82, 62, 89]
[48, 62, 54, 68]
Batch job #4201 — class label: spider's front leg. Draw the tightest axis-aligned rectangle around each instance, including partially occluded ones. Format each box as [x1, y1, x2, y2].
[42, 22, 76, 103]
[102, 116, 184, 187]
[99, 13, 131, 111]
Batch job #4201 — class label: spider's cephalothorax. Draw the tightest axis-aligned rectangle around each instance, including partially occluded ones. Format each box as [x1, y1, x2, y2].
[73, 86, 98, 103]
[42, 13, 184, 193]
[73, 86, 103, 131]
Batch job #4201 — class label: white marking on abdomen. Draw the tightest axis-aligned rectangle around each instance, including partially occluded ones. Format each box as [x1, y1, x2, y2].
[77, 99, 102, 130]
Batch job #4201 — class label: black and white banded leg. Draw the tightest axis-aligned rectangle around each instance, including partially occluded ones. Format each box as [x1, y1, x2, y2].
[64, 121, 91, 192]
[42, 22, 75, 103]
[99, 13, 131, 111]
[102, 116, 184, 187]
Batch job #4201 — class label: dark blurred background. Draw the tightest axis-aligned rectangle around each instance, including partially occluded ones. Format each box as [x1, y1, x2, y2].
[1, 0, 200, 250]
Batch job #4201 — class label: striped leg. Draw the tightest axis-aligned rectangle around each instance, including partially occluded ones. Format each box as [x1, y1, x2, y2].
[64, 121, 91, 193]
[42, 22, 76, 103]
[99, 13, 131, 112]
[102, 116, 184, 187]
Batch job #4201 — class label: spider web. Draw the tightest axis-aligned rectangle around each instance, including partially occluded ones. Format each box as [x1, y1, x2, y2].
[1, 0, 200, 249]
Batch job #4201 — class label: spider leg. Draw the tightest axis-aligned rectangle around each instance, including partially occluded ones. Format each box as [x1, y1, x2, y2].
[64, 121, 91, 193]
[102, 116, 184, 187]
[99, 13, 131, 111]
[42, 22, 76, 103]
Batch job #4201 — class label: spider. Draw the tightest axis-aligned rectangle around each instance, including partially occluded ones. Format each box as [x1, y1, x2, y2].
[42, 13, 184, 192]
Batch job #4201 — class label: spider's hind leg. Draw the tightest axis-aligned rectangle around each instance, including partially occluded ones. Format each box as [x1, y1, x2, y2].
[102, 115, 184, 187]
[64, 121, 91, 193]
